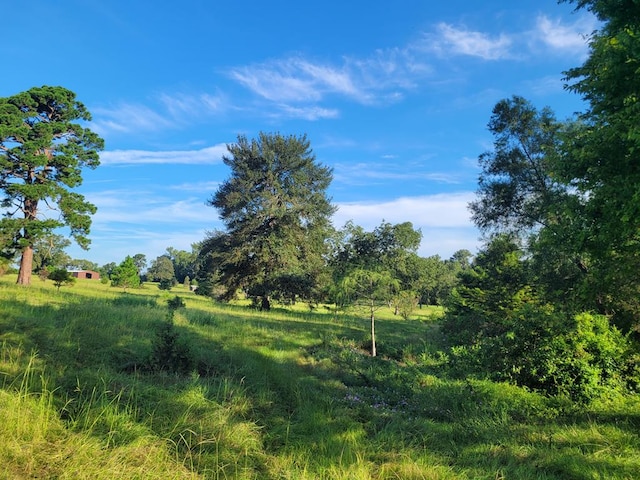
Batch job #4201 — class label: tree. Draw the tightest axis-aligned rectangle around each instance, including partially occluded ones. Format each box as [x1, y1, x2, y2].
[165, 246, 197, 284]
[331, 220, 422, 285]
[340, 269, 399, 357]
[48, 268, 75, 291]
[0, 86, 104, 285]
[99, 262, 117, 280]
[32, 233, 72, 273]
[469, 96, 569, 236]
[131, 253, 147, 275]
[110, 256, 140, 290]
[558, 0, 640, 326]
[66, 258, 99, 271]
[207, 132, 335, 308]
[469, 96, 592, 313]
[147, 255, 175, 285]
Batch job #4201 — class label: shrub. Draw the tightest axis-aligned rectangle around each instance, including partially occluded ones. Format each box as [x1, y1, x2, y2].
[48, 268, 76, 291]
[148, 296, 193, 374]
[447, 304, 631, 402]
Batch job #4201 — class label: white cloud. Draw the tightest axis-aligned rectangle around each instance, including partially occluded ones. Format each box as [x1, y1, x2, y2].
[534, 15, 594, 55]
[228, 49, 431, 110]
[333, 192, 480, 258]
[426, 23, 513, 60]
[99, 144, 227, 165]
[333, 162, 464, 186]
[334, 192, 475, 229]
[275, 104, 340, 121]
[91, 103, 175, 136]
[159, 91, 226, 117]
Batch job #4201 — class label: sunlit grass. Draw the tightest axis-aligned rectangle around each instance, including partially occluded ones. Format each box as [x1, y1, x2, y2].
[0, 274, 639, 479]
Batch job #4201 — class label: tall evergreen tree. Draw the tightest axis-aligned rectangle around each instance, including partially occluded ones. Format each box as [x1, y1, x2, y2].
[207, 132, 335, 308]
[110, 256, 140, 291]
[0, 86, 104, 285]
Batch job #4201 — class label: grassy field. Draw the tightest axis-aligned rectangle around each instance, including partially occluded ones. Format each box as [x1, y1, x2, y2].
[0, 275, 638, 479]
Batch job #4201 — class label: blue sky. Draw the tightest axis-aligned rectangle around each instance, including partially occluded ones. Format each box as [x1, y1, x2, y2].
[4, 0, 595, 266]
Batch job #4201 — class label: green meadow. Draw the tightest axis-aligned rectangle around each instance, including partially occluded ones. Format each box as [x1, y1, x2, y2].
[0, 276, 638, 479]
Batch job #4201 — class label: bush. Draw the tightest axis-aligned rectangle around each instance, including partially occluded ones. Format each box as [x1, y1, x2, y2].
[48, 268, 76, 291]
[446, 304, 631, 402]
[148, 296, 193, 374]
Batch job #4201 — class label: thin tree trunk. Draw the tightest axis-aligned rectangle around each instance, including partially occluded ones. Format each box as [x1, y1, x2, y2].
[17, 246, 33, 285]
[370, 310, 377, 357]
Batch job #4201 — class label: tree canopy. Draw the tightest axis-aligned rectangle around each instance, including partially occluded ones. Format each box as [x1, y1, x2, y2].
[0, 86, 104, 284]
[110, 256, 140, 291]
[205, 132, 335, 307]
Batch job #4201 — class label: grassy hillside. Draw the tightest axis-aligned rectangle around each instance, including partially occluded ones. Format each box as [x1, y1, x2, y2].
[0, 275, 638, 479]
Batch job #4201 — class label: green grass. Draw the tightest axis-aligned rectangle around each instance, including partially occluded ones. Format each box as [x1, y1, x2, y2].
[0, 275, 639, 479]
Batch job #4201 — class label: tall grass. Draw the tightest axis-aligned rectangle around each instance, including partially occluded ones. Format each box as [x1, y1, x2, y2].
[0, 275, 639, 479]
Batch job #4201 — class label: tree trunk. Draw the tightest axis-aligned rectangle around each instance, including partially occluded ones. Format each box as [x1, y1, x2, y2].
[261, 295, 271, 311]
[17, 246, 34, 285]
[370, 310, 377, 357]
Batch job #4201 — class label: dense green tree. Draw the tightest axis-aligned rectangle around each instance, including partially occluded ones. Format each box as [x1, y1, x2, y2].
[110, 256, 140, 290]
[165, 246, 197, 284]
[32, 233, 71, 273]
[559, 0, 640, 325]
[206, 132, 335, 308]
[331, 221, 421, 284]
[131, 253, 147, 275]
[99, 262, 116, 280]
[469, 96, 595, 313]
[193, 231, 225, 298]
[443, 235, 531, 346]
[147, 255, 176, 285]
[0, 86, 104, 285]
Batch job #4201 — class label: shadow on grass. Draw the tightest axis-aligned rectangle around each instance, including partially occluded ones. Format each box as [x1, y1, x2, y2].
[1, 285, 639, 479]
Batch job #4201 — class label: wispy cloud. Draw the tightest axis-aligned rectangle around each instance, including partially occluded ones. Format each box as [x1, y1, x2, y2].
[99, 144, 227, 165]
[91, 103, 175, 136]
[424, 23, 513, 60]
[159, 91, 227, 118]
[333, 162, 464, 186]
[275, 104, 340, 121]
[91, 91, 227, 138]
[230, 57, 366, 104]
[534, 15, 594, 56]
[169, 181, 222, 193]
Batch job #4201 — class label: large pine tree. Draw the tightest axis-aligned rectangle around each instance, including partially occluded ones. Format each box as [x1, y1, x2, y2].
[0, 86, 103, 285]
[207, 132, 335, 308]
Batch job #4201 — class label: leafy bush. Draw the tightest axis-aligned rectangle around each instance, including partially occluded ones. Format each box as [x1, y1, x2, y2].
[447, 304, 631, 402]
[48, 268, 76, 291]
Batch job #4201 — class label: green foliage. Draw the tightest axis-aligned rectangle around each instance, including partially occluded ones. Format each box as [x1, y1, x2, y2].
[148, 296, 192, 374]
[110, 256, 140, 290]
[393, 290, 418, 320]
[0, 86, 104, 285]
[48, 268, 75, 291]
[444, 237, 633, 402]
[559, 1, 640, 325]
[32, 234, 71, 273]
[164, 246, 197, 284]
[340, 268, 400, 356]
[205, 132, 335, 303]
[0, 276, 639, 479]
[147, 255, 175, 283]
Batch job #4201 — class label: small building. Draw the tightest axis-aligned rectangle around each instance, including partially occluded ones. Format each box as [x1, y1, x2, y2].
[69, 270, 101, 280]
